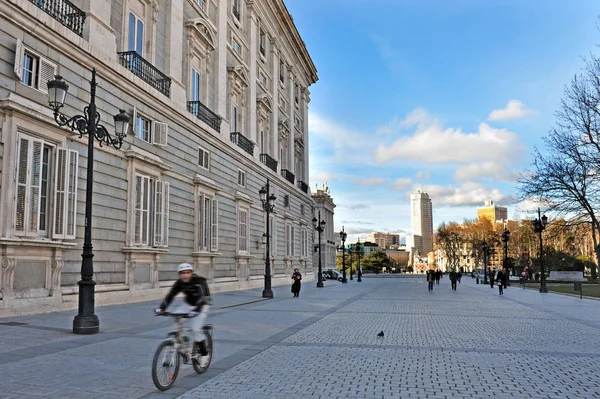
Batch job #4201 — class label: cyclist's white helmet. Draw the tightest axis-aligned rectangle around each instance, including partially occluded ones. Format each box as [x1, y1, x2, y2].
[177, 263, 193, 273]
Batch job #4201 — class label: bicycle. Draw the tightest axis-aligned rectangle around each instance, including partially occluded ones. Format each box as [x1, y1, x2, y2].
[152, 310, 213, 391]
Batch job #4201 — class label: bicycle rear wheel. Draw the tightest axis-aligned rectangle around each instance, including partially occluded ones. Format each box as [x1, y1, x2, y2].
[152, 340, 180, 391]
[192, 333, 213, 374]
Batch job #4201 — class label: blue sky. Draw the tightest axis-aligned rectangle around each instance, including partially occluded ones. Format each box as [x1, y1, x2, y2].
[285, 0, 600, 242]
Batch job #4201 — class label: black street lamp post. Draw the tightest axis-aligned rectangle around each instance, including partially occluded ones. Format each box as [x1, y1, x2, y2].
[356, 239, 362, 282]
[340, 227, 347, 283]
[532, 208, 549, 293]
[259, 180, 277, 299]
[47, 69, 129, 334]
[481, 242, 489, 285]
[349, 244, 354, 280]
[313, 211, 326, 288]
[501, 229, 511, 287]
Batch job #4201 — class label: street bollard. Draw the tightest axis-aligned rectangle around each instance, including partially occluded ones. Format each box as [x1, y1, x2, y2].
[476, 277, 479, 284]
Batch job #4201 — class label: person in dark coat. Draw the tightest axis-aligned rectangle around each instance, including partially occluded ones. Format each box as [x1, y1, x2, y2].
[489, 269, 496, 288]
[291, 268, 302, 297]
[496, 270, 505, 295]
[426, 269, 435, 291]
[449, 270, 458, 291]
[435, 269, 441, 285]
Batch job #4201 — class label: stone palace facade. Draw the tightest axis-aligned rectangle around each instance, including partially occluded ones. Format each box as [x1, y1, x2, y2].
[0, 0, 317, 315]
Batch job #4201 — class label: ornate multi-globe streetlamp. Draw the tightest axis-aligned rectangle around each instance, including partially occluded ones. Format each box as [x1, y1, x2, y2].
[339, 227, 347, 283]
[259, 180, 277, 298]
[532, 208, 549, 293]
[313, 212, 326, 288]
[47, 69, 129, 334]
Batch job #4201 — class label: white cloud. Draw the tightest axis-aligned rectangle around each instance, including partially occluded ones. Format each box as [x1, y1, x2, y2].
[355, 177, 387, 186]
[455, 162, 520, 182]
[410, 182, 506, 206]
[391, 178, 412, 191]
[488, 100, 536, 121]
[373, 109, 524, 164]
[415, 170, 430, 181]
[310, 171, 338, 185]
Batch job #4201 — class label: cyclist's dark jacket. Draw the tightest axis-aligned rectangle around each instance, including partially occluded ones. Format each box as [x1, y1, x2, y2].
[160, 274, 210, 312]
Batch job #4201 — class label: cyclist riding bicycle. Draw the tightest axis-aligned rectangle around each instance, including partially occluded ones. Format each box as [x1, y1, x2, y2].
[155, 263, 211, 357]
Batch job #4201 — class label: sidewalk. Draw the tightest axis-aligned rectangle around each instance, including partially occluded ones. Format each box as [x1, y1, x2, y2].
[0, 278, 373, 399]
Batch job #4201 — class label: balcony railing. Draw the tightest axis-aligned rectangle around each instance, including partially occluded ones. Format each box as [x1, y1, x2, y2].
[232, 5, 240, 20]
[117, 51, 171, 97]
[297, 180, 309, 194]
[230, 132, 254, 156]
[281, 169, 295, 185]
[187, 101, 222, 131]
[260, 154, 278, 172]
[30, 0, 86, 36]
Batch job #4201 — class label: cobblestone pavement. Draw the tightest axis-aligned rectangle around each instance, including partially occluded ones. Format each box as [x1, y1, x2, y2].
[2, 276, 600, 399]
[177, 277, 600, 399]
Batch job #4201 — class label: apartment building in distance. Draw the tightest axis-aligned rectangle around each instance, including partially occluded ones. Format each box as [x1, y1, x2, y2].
[0, 0, 317, 314]
[410, 190, 433, 256]
[367, 232, 399, 250]
[477, 200, 508, 222]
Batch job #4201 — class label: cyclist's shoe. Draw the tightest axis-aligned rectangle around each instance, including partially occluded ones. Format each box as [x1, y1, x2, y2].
[198, 340, 209, 356]
[199, 355, 210, 368]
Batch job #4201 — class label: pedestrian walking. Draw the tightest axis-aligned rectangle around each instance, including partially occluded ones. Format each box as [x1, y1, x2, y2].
[435, 269, 441, 285]
[449, 270, 458, 291]
[426, 269, 435, 291]
[489, 269, 495, 288]
[496, 270, 504, 295]
[291, 268, 302, 297]
[457, 271, 462, 284]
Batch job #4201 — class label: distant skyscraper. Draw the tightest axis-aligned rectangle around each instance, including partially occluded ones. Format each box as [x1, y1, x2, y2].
[477, 200, 508, 222]
[410, 191, 433, 255]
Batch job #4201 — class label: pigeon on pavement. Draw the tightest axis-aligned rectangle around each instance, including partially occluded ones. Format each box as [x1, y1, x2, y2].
[377, 331, 384, 337]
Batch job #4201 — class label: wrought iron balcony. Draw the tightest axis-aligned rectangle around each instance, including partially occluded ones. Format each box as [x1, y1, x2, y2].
[297, 180, 309, 194]
[30, 0, 86, 36]
[230, 132, 254, 156]
[117, 51, 171, 97]
[232, 5, 240, 20]
[281, 169, 295, 185]
[260, 154, 278, 172]
[187, 101, 222, 132]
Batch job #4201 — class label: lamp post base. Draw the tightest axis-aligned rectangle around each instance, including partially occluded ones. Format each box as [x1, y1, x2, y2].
[317, 281, 324, 288]
[342, 278, 347, 283]
[539, 286, 548, 293]
[262, 289, 273, 298]
[73, 279, 99, 334]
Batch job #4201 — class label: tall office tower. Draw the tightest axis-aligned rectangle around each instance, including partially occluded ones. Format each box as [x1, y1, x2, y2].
[410, 191, 433, 255]
[367, 232, 400, 249]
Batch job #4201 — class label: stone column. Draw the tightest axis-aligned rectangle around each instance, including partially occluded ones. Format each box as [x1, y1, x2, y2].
[286, 67, 295, 171]
[270, 39, 279, 157]
[81, 0, 116, 61]
[217, 0, 229, 129]
[248, 11, 258, 151]
[303, 89, 311, 184]
[164, 0, 186, 106]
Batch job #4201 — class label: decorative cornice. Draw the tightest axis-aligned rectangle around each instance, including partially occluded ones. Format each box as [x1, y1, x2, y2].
[123, 147, 172, 171]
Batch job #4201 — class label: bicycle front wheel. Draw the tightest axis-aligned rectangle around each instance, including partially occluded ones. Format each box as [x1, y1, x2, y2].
[192, 333, 213, 374]
[152, 340, 180, 391]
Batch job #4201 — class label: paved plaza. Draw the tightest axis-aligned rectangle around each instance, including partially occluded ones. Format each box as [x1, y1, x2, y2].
[1, 276, 600, 399]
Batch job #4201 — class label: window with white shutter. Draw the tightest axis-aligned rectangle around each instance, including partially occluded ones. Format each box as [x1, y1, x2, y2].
[285, 223, 291, 257]
[238, 207, 248, 253]
[15, 134, 78, 240]
[211, 199, 218, 251]
[14, 40, 56, 93]
[134, 174, 169, 247]
[237, 170, 246, 187]
[198, 147, 210, 170]
[270, 215, 276, 256]
[53, 148, 78, 239]
[153, 122, 168, 146]
[291, 225, 295, 257]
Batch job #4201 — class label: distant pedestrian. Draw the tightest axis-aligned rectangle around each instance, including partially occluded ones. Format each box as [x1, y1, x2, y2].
[427, 269, 435, 291]
[449, 271, 458, 291]
[490, 270, 495, 288]
[291, 268, 302, 297]
[435, 269, 441, 285]
[457, 272, 462, 284]
[496, 270, 504, 295]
